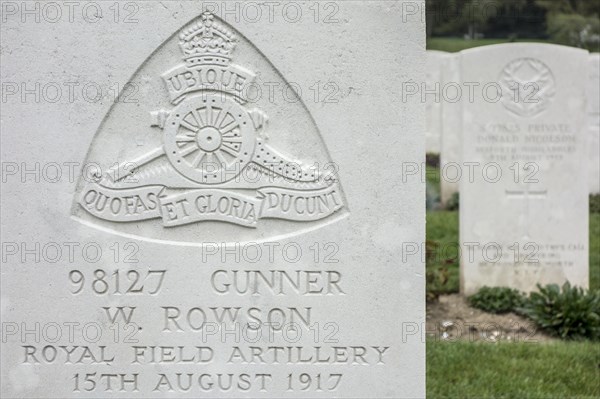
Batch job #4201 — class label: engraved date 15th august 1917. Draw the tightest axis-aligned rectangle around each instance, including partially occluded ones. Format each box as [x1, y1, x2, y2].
[72, 372, 343, 394]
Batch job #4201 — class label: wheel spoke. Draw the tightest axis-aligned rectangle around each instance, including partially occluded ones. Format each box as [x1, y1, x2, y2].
[215, 151, 228, 166]
[193, 151, 206, 167]
[180, 119, 199, 133]
[176, 136, 196, 142]
[215, 105, 232, 128]
[179, 144, 198, 157]
[206, 103, 213, 125]
[193, 109, 206, 128]
[221, 145, 239, 157]
[213, 108, 224, 128]
[220, 121, 238, 134]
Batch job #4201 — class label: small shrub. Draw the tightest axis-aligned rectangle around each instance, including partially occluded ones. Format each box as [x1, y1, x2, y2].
[518, 283, 600, 341]
[426, 181, 441, 210]
[590, 194, 600, 213]
[425, 240, 455, 302]
[469, 286, 526, 314]
[426, 153, 440, 168]
[426, 267, 449, 302]
[445, 192, 459, 211]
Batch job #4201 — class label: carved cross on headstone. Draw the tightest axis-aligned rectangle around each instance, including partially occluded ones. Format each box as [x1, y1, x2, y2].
[505, 183, 547, 240]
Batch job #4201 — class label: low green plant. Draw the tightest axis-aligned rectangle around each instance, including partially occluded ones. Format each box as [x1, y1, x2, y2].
[468, 286, 525, 314]
[445, 192, 459, 211]
[518, 283, 600, 341]
[426, 212, 460, 299]
[425, 240, 451, 302]
[425, 153, 440, 168]
[590, 194, 600, 213]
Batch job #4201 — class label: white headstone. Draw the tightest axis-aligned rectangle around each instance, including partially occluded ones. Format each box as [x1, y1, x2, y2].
[1, 2, 425, 397]
[588, 54, 600, 194]
[459, 44, 589, 295]
[425, 50, 449, 154]
[439, 53, 462, 206]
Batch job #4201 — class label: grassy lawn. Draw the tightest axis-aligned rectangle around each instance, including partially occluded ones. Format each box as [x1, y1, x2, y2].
[426, 211, 459, 295]
[427, 340, 600, 398]
[427, 37, 550, 52]
[426, 177, 600, 396]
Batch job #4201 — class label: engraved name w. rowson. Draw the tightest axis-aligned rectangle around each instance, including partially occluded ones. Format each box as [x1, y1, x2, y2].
[79, 13, 344, 228]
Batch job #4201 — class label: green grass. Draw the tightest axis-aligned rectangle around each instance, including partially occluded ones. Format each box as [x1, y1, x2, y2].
[426, 164, 441, 188]
[426, 165, 441, 211]
[427, 37, 549, 53]
[427, 340, 600, 398]
[426, 211, 460, 296]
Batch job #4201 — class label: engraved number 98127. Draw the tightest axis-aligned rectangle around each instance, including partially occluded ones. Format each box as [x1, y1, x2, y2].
[68, 269, 166, 295]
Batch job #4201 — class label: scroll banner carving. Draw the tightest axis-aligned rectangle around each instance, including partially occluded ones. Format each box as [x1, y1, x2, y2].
[75, 12, 347, 235]
[162, 63, 255, 105]
[79, 183, 343, 228]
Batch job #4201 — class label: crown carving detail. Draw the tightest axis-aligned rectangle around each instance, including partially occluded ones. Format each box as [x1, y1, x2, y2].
[179, 12, 236, 66]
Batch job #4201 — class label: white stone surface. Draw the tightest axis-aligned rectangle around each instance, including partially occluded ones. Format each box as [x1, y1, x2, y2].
[425, 50, 449, 154]
[459, 44, 589, 295]
[0, 2, 425, 398]
[439, 53, 461, 206]
[588, 54, 600, 194]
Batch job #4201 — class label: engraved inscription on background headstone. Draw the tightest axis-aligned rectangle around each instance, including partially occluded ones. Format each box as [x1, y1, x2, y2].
[1, 2, 425, 397]
[459, 44, 589, 295]
[588, 54, 600, 194]
[425, 51, 449, 154]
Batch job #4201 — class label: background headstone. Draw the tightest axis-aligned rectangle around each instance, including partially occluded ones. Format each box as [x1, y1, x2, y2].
[588, 54, 600, 194]
[1, 2, 425, 397]
[425, 50, 449, 154]
[459, 44, 589, 295]
[440, 53, 462, 206]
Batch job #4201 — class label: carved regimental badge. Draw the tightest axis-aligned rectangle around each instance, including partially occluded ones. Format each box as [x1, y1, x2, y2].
[499, 58, 556, 118]
[75, 13, 345, 238]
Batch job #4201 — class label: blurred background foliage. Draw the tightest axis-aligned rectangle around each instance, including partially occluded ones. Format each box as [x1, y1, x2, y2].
[426, 0, 600, 51]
